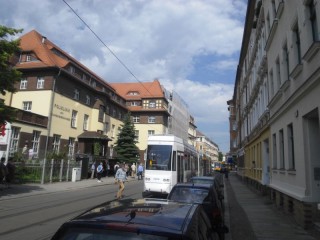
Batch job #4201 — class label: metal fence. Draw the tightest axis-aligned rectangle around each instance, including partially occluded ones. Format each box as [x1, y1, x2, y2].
[12, 159, 82, 184]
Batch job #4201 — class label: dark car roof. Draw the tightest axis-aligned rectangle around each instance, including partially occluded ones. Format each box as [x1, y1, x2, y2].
[52, 198, 201, 239]
[190, 176, 215, 181]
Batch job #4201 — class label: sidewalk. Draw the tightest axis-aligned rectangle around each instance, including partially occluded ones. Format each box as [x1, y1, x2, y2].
[0, 175, 137, 200]
[225, 172, 319, 240]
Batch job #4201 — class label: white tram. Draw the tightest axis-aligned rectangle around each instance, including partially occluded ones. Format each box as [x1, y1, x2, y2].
[142, 134, 199, 198]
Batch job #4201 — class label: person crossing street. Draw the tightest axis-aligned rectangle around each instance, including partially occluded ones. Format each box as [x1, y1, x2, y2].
[115, 164, 127, 199]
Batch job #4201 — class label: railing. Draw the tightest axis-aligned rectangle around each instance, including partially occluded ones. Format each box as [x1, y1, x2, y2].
[12, 160, 81, 184]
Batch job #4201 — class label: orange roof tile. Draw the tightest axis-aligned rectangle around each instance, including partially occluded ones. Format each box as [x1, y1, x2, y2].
[110, 80, 164, 100]
[16, 29, 114, 91]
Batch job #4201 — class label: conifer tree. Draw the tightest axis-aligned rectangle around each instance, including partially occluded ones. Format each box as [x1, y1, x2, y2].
[0, 25, 23, 125]
[114, 113, 139, 163]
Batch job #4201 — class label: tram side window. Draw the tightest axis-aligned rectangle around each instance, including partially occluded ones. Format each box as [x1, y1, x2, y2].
[172, 151, 176, 171]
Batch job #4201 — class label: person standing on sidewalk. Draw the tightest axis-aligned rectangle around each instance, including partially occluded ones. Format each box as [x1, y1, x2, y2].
[90, 161, 96, 179]
[137, 163, 143, 180]
[115, 164, 127, 199]
[131, 163, 136, 178]
[96, 162, 103, 183]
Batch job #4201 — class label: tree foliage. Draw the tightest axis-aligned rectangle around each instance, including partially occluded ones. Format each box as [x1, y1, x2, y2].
[0, 25, 23, 125]
[114, 113, 139, 163]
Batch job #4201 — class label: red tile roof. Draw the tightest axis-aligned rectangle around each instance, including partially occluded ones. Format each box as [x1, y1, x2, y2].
[110, 80, 164, 100]
[16, 29, 114, 91]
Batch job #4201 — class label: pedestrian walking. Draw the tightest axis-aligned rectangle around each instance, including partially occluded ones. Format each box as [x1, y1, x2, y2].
[0, 157, 8, 188]
[131, 163, 136, 178]
[115, 164, 127, 199]
[96, 162, 103, 182]
[90, 162, 96, 179]
[137, 163, 144, 180]
[106, 162, 110, 177]
[113, 162, 120, 177]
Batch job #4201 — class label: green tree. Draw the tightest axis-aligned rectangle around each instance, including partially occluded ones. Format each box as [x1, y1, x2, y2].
[218, 152, 224, 162]
[0, 25, 23, 125]
[114, 113, 139, 163]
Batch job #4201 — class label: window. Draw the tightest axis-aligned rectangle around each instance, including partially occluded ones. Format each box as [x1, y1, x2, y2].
[118, 112, 122, 119]
[292, 23, 302, 65]
[131, 101, 140, 106]
[9, 127, 20, 157]
[279, 129, 285, 169]
[37, 77, 45, 89]
[133, 116, 140, 123]
[83, 114, 89, 130]
[74, 89, 79, 100]
[20, 78, 28, 89]
[308, 0, 319, 41]
[275, 57, 281, 89]
[148, 130, 155, 135]
[111, 124, 115, 138]
[269, 70, 274, 97]
[287, 124, 295, 170]
[86, 95, 91, 105]
[128, 91, 139, 95]
[26, 54, 31, 62]
[149, 101, 156, 108]
[104, 122, 109, 134]
[52, 134, 61, 153]
[134, 130, 139, 141]
[112, 109, 116, 117]
[68, 138, 75, 160]
[148, 116, 156, 123]
[32, 131, 41, 158]
[272, 134, 277, 168]
[23, 101, 32, 111]
[71, 110, 78, 128]
[282, 42, 289, 81]
[98, 105, 105, 122]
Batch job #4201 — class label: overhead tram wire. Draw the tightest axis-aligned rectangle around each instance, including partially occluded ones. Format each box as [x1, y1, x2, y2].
[62, 0, 153, 96]
[62, 0, 193, 136]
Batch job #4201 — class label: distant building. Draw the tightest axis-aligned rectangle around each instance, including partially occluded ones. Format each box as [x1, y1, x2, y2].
[110, 80, 193, 161]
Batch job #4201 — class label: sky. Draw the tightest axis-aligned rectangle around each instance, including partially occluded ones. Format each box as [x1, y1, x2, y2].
[0, 0, 247, 154]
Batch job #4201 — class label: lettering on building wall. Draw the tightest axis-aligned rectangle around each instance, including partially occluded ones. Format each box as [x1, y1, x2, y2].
[53, 104, 71, 121]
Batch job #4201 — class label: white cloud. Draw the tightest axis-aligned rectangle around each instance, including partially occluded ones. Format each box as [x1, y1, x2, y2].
[0, 0, 246, 153]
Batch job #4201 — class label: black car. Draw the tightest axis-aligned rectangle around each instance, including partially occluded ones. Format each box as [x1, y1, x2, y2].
[51, 198, 219, 240]
[190, 176, 225, 205]
[167, 183, 228, 240]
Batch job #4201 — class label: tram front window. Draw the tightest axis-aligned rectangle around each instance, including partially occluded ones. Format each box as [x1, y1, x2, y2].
[146, 145, 172, 170]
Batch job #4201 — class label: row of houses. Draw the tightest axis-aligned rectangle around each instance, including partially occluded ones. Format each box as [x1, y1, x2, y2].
[227, 0, 320, 229]
[1, 29, 219, 168]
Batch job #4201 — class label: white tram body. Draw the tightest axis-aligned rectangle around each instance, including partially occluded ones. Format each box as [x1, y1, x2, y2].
[142, 134, 199, 198]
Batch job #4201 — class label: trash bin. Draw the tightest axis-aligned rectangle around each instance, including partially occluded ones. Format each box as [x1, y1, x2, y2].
[72, 168, 81, 182]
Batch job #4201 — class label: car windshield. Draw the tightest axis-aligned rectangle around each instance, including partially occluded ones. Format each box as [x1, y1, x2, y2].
[146, 145, 172, 170]
[59, 228, 172, 240]
[169, 188, 209, 203]
[191, 179, 213, 185]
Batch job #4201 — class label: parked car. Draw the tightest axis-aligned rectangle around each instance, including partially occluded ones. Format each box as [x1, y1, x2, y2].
[167, 183, 228, 240]
[190, 176, 225, 204]
[51, 198, 219, 240]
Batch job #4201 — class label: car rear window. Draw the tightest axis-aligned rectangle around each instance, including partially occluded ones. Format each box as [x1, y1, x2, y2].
[169, 188, 209, 203]
[58, 228, 172, 240]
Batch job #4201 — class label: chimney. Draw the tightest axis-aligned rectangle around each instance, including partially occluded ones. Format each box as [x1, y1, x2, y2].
[42, 36, 47, 44]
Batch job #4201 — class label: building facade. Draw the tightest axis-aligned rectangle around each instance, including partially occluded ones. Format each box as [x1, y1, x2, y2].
[231, 0, 320, 229]
[2, 30, 127, 162]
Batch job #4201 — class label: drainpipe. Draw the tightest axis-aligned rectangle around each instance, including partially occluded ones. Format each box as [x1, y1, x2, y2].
[41, 68, 61, 184]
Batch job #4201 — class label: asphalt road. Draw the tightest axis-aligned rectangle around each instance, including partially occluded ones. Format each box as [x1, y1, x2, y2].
[0, 179, 143, 240]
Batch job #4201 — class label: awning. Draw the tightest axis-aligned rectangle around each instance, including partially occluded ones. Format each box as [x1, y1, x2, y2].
[78, 131, 112, 141]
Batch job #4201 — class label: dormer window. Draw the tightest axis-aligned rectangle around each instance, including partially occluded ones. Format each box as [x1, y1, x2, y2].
[26, 55, 31, 62]
[128, 91, 139, 96]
